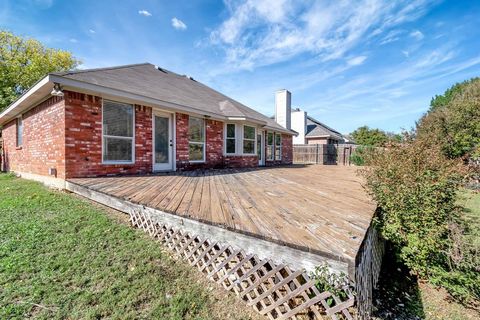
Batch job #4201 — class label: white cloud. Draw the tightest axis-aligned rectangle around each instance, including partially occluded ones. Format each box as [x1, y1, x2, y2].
[138, 10, 152, 17]
[347, 56, 367, 66]
[171, 17, 187, 30]
[89, 29, 96, 34]
[210, 0, 438, 71]
[409, 30, 424, 40]
[69, 38, 78, 43]
[402, 50, 410, 58]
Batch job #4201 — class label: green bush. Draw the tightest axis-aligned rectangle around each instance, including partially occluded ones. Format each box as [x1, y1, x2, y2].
[360, 140, 480, 304]
[358, 78, 480, 305]
[349, 146, 375, 166]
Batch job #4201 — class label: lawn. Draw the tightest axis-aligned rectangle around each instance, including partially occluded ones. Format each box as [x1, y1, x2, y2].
[0, 174, 259, 320]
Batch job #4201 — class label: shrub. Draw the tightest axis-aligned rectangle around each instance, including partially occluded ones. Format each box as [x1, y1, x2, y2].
[350, 146, 374, 166]
[359, 139, 480, 304]
[310, 264, 351, 307]
[361, 139, 464, 274]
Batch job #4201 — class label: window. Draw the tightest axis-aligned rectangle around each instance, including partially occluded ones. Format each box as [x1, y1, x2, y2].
[16, 116, 23, 147]
[188, 116, 205, 161]
[243, 125, 256, 154]
[266, 132, 274, 160]
[102, 100, 134, 163]
[275, 133, 282, 160]
[226, 123, 236, 154]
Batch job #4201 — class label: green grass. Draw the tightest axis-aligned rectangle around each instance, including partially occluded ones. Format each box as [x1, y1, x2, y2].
[0, 174, 255, 320]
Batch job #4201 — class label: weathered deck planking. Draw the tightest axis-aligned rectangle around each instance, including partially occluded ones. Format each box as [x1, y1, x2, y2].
[68, 165, 375, 267]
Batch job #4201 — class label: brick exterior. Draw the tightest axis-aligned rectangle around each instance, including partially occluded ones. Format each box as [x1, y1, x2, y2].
[1, 91, 294, 180]
[224, 155, 258, 168]
[64, 91, 153, 178]
[1, 96, 66, 178]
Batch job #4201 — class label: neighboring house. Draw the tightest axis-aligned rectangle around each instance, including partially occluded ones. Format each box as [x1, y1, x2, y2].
[0, 63, 295, 188]
[275, 89, 350, 145]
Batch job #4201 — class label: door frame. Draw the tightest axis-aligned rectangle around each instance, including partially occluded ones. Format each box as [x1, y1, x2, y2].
[152, 110, 175, 172]
[257, 130, 265, 166]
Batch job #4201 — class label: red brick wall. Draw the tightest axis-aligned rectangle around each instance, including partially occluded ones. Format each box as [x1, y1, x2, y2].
[64, 91, 153, 178]
[1, 96, 66, 178]
[224, 155, 258, 168]
[281, 134, 293, 164]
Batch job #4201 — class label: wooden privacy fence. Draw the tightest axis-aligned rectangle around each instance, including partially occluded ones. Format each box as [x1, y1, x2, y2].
[293, 144, 358, 166]
[129, 209, 356, 320]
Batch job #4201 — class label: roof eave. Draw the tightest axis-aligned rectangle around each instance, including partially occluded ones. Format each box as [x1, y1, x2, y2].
[0, 75, 53, 126]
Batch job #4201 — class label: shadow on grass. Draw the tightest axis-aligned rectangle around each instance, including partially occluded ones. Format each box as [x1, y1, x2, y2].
[372, 243, 425, 320]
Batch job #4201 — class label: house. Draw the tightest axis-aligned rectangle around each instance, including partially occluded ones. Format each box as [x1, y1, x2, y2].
[274, 89, 349, 145]
[0, 63, 295, 188]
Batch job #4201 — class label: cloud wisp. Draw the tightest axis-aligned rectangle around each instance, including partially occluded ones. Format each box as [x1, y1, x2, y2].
[138, 10, 152, 17]
[171, 17, 187, 30]
[209, 0, 438, 71]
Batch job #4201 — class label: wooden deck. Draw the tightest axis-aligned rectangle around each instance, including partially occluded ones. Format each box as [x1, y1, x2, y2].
[68, 165, 375, 266]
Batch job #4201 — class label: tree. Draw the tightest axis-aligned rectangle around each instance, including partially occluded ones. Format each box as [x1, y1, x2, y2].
[418, 78, 480, 160]
[350, 126, 389, 146]
[0, 30, 80, 112]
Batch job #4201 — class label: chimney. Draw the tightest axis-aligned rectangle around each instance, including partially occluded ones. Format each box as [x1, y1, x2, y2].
[275, 89, 291, 130]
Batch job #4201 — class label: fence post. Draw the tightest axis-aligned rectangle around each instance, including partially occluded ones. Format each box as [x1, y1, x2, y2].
[315, 144, 319, 164]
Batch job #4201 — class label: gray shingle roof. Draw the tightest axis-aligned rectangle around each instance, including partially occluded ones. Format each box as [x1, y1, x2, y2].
[305, 116, 344, 140]
[52, 63, 290, 133]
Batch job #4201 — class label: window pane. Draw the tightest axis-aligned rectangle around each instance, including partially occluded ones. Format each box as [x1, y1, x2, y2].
[244, 126, 255, 139]
[227, 124, 235, 138]
[267, 145, 274, 160]
[275, 146, 281, 160]
[103, 137, 132, 162]
[103, 101, 133, 137]
[155, 116, 169, 163]
[267, 132, 274, 145]
[243, 140, 255, 154]
[189, 143, 204, 161]
[188, 117, 204, 142]
[257, 134, 262, 159]
[275, 133, 281, 146]
[226, 138, 236, 154]
[17, 117, 23, 147]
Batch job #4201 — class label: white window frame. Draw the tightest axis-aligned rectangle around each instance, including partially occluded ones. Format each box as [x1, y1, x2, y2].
[101, 99, 135, 165]
[188, 116, 206, 163]
[16, 115, 23, 148]
[266, 131, 274, 161]
[242, 125, 256, 155]
[225, 123, 237, 155]
[275, 133, 282, 161]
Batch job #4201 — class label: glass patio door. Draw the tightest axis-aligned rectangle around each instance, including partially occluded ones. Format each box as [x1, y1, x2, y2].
[257, 131, 265, 166]
[153, 112, 173, 171]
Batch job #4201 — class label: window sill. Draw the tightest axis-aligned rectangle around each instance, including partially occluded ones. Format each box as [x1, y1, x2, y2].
[189, 160, 205, 163]
[16, 146, 23, 150]
[225, 154, 258, 157]
[102, 162, 135, 165]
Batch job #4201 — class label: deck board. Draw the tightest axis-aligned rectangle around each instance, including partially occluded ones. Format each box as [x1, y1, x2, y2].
[68, 165, 375, 263]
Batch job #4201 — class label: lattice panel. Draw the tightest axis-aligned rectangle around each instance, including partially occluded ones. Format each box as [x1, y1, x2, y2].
[129, 210, 355, 320]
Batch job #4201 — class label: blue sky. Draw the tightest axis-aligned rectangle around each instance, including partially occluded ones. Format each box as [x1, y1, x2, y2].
[1, 0, 480, 133]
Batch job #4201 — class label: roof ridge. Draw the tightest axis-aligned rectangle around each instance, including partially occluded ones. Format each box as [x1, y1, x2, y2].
[50, 62, 153, 76]
[307, 115, 342, 135]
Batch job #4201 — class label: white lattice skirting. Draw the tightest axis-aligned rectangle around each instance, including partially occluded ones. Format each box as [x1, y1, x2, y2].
[129, 210, 355, 320]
